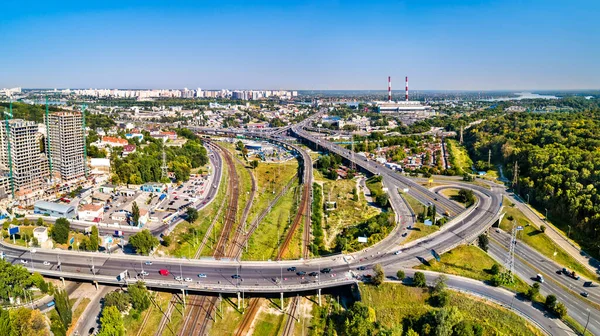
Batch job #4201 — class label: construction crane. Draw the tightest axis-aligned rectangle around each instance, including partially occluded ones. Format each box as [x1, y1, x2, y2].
[81, 104, 88, 178]
[3, 102, 14, 198]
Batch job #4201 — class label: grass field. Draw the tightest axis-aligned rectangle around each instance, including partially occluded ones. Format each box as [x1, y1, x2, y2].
[439, 188, 467, 206]
[314, 170, 380, 250]
[247, 159, 299, 227]
[415, 245, 530, 294]
[401, 192, 425, 221]
[403, 222, 439, 244]
[253, 306, 284, 336]
[242, 181, 299, 261]
[446, 139, 473, 174]
[361, 282, 543, 335]
[500, 197, 597, 280]
[124, 292, 170, 336]
[209, 298, 244, 336]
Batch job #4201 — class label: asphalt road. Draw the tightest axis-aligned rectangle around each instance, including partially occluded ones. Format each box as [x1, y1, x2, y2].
[489, 231, 600, 335]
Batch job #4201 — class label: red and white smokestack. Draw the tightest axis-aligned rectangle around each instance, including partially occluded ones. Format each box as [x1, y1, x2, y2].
[405, 76, 409, 101]
[388, 76, 392, 102]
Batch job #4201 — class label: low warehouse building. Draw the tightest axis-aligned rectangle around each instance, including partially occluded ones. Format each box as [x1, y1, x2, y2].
[34, 201, 77, 219]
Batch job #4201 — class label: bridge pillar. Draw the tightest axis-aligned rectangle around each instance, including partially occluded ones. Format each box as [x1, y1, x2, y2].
[237, 292, 241, 310]
[60, 277, 65, 287]
[318, 288, 321, 307]
[93, 281, 98, 290]
[181, 289, 186, 308]
[280, 292, 284, 312]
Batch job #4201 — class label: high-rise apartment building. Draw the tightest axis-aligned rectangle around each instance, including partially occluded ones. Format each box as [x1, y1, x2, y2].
[46, 112, 85, 181]
[0, 119, 46, 194]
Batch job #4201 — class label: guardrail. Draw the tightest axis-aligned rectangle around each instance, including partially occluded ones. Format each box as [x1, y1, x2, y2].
[25, 267, 358, 294]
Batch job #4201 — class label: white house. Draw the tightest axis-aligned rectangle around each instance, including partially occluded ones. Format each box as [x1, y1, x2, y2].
[79, 203, 105, 222]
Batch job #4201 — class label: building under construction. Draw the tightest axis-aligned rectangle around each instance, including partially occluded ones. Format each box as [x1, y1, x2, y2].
[0, 119, 48, 201]
[46, 112, 86, 182]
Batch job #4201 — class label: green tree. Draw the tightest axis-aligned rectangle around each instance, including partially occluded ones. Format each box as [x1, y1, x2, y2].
[553, 302, 567, 318]
[396, 269, 405, 281]
[372, 264, 385, 286]
[0, 308, 12, 336]
[36, 218, 44, 227]
[526, 283, 540, 301]
[89, 225, 99, 251]
[434, 306, 463, 336]
[478, 234, 489, 252]
[490, 263, 500, 275]
[51, 218, 70, 244]
[250, 160, 259, 169]
[104, 290, 130, 312]
[413, 271, 427, 287]
[161, 235, 172, 247]
[11, 307, 49, 336]
[540, 225, 546, 233]
[54, 288, 72, 330]
[545, 294, 557, 310]
[97, 306, 125, 336]
[128, 281, 151, 312]
[129, 229, 159, 255]
[186, 207, 199, 223]
[131, 202, 140, 225]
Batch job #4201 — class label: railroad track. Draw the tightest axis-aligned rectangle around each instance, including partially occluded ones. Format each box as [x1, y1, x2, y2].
[180, 144, 242, 336]
[233, 298, 262, 336]
[234, 149, 313, 336]
[226, 156, 257, 258]
[281, 296, 300, 336]
[213, 143, 240, 259]
[155, 294, 180, 336]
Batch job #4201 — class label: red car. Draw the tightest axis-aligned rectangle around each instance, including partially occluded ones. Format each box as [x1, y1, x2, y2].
[159, 269, 170, 276]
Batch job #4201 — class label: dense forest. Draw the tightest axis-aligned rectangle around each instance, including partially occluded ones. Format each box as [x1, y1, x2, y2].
[465, 111, 600, 256]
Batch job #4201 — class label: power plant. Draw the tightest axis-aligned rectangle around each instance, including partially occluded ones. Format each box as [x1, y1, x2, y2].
[376, 75, 436, 123]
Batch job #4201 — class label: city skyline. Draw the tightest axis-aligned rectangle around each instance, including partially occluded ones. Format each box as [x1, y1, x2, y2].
[1, 0, 599, 90]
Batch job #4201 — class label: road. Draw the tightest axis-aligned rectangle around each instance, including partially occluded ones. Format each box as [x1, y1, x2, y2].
[489, 230, 600, 335]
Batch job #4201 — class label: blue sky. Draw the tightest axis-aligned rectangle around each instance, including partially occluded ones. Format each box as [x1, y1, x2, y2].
[1, 0, 598, 90]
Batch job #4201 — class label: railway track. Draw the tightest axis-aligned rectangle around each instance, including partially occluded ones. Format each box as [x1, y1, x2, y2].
[180, 144, 242, 336]
[281, 296, 300, 336]
[234, 149, 313, 336]
[226, 155, 257, 258]
[233, 298, 263, 336]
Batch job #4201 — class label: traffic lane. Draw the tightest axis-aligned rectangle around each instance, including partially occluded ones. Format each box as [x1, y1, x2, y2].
[488, 241, 600, 336]
[294, 128, 463, 215]
[491, 230, 600, 304]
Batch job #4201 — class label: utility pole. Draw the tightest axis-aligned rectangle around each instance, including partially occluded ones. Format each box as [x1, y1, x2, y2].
[505, 220, 517, 283]
[350, 134, 356, 171]
[512, 161, 519, 189]
[161, 146, 168, 180]
[3, 103, 14, 198]
[488, 149, 491, 167]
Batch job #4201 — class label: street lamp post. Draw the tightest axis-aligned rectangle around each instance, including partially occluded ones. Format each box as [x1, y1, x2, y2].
[568, 225, 571, 238]
[583, 308, 591, 335]
[545, 208, 548, 221]
[526, 194, 529, 204]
